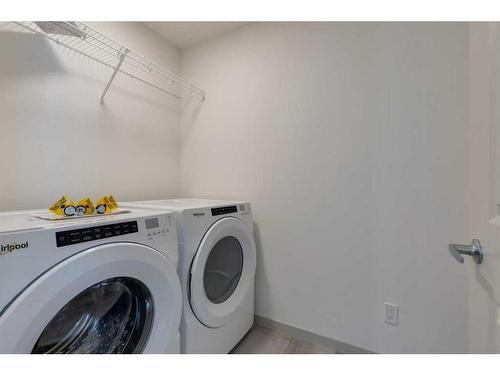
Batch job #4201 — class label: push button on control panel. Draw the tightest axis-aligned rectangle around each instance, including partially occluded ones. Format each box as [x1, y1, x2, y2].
[55, 221, 139, 247]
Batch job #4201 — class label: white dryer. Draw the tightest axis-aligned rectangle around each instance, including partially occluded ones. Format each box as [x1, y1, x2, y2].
[122, 199, 256, 354]
[0, 208, 182, 354]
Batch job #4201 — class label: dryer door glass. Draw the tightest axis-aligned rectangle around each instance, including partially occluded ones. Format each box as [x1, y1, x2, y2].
[31, 277, 153, 354]
[203, 236, 244, 304]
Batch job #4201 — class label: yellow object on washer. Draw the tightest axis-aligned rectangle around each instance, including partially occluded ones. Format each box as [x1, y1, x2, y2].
[75, 198, 96, 216]
[95, 195, 119, 215]
[49, 196, 77, 217]
[106, 195, 118, 210]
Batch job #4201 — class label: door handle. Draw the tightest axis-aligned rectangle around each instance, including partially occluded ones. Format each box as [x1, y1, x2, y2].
[449, 239, 484, 264]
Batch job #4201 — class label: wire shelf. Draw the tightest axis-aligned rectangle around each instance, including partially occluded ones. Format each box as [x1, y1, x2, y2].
[12, 21, 205, 102]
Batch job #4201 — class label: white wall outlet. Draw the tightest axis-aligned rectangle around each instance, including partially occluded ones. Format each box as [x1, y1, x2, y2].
[384, 303, 399, 325]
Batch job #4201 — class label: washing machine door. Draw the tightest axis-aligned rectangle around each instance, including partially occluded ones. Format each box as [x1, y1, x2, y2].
[0, 242, 182, 354]
[189, 217, 256, 328]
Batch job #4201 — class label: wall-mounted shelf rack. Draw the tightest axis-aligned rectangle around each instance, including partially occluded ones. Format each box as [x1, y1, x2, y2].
[12, 21, 205, 102]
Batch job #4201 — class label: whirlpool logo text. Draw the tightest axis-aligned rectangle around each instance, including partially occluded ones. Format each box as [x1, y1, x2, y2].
[0, 241, 28, 255]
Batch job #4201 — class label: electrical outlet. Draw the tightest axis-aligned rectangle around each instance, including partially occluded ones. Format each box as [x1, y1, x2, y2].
[385, 303, 399, 325]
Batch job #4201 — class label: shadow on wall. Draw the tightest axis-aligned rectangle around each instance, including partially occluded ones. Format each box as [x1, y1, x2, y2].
[0, 28, 181, 114]
[0, 31, 64, 77]
[252, 222, 274, 317]
[474, 266, 500, 352]
[180, 94, 204, 121]
[179, 91, 205, 147]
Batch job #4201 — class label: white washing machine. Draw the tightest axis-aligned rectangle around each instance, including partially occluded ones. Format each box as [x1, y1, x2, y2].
[122, 199, 256, 354]
[0, 208, 182, 354]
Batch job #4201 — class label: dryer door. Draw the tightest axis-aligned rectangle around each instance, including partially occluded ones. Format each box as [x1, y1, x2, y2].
[0, 242, 182, 354]
[189, 217, 256, 328]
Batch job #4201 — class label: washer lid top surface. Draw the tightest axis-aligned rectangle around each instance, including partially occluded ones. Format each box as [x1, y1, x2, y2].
[0, 207, 173, 234]
[125, 198, 249, 211]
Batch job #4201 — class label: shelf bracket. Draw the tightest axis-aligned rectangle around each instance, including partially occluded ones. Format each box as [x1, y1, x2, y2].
[100, 48, 129, 103]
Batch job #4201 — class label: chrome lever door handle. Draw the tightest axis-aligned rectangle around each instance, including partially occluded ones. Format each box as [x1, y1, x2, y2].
[449, 239, 484, 264]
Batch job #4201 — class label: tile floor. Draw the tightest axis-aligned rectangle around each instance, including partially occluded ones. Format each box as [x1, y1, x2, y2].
[231, 325, 336, 354]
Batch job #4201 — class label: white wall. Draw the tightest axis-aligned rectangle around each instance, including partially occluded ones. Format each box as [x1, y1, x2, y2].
[368, 23, 469, 353]
[179, 22, 469, 353]
[0, 22, 180, 210]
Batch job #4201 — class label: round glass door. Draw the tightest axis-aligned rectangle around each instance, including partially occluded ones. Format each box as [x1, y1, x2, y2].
[32, 277, 153, 354]
[203, 236, 244, 304]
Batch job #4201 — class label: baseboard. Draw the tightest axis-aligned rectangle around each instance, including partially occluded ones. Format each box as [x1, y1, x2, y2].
[254, 315, 374, 354]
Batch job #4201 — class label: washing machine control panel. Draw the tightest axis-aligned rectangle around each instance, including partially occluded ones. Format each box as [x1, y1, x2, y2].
[55, 221, 139, 247]
[145, 215, 174, 241]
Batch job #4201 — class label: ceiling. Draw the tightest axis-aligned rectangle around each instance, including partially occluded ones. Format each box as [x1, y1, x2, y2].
[144, 22, 247, 50]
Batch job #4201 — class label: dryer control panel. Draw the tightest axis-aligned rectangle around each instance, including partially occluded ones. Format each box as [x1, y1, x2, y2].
[55, 221, 138, 247]
[211, 206, 237, 216]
